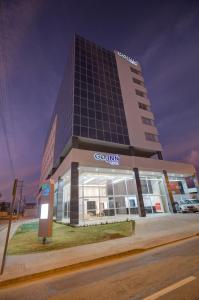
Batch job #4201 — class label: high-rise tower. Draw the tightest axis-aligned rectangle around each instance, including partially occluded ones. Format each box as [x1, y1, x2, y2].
[40, 34, 197, 225]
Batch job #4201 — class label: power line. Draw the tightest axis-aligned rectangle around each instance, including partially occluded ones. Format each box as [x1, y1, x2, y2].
[0, 0, 16, 178]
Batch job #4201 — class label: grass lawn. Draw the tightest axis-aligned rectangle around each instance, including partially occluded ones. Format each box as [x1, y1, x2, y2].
[7, 221, 135, 255]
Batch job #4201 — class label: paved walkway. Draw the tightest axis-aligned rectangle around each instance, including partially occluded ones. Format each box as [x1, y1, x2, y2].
[0, 214, 199, 284]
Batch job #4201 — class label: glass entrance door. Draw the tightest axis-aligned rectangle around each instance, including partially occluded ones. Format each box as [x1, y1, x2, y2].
[128, 196, 138, 214]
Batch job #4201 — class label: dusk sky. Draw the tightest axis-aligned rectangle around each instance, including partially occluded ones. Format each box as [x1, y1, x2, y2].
[0, 0, 199, 202]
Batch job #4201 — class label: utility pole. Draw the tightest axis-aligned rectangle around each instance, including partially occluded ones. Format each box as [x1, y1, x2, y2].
[0, 179, 18, 275]
[21, 196, 26, 217]
[16, 180, 23, 219]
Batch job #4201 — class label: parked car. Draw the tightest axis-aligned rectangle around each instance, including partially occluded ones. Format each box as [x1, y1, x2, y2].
[189, 199, 199, 211]
[175, 200, 199, 213]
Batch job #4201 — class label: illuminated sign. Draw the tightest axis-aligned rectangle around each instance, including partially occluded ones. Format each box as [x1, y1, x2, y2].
[41, 183, 50, 196]
[94, 153, 120, 165]
[117, 51, 138, 65]
[40, 203, 49, 219]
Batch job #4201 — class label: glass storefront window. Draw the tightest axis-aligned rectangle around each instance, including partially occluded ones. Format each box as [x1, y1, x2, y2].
[140, 171, 169, 214]
[113, 180, 127, 196]
[58, 167, 172, 223]
[140, 179, 153, 194]
[126, 179, 136, 195]
[79, 166, 138, 221]
[115, 196, 126, 215]
[62, 170, 71, 220]
[168, 174, 191, 203]
[63, 183, 70, 218]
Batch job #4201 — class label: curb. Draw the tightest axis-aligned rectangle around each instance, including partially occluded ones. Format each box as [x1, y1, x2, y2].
[0, 232, 199, 289]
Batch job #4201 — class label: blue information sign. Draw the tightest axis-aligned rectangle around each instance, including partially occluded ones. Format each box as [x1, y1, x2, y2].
[41, 183, 50, 197]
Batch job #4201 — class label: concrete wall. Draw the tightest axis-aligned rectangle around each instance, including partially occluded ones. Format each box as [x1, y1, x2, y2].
[114, 51, 162, 153]
[40, 116, 57, 184]
[52, 148, 196, 181]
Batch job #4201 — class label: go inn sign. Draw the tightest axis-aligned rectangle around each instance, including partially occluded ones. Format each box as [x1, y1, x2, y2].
[117, 51, 138, 66]
[94, 153, 120, 166]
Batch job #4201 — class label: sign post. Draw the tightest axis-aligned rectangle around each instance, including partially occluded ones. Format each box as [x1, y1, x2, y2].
[38, 179, 54, 244]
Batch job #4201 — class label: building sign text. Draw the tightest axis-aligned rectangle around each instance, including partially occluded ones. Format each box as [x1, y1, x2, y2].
[94, 153, 120, 166]
[117, 51, 138, 66]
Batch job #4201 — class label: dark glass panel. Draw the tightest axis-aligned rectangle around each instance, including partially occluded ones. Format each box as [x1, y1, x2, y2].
[81, 107, 87, 116]
[72, 34, 130, 145]
[74, 105, 80, 114]
[81, 126, 88, 137]
[81, 116, 88, 127]
[89, 128, 96, 139]
[74, 125, 80, 136]
[74, 114, 80, 125]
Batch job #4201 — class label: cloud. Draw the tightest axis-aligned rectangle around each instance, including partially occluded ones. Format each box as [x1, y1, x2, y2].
[0, 176, 39, 202]
[185, 150, 199, 166]
[140, 35, 166, 65]
[23, 179, 39, 199]
[137, 6, 199, 174]
[0, 0, 45, 186]
[163, 132, 199, 158]
[0, 158, 40, 201]
[174, 6, 199, 35]
[0, 0, 44, 76]
[139, 4, 199, 83]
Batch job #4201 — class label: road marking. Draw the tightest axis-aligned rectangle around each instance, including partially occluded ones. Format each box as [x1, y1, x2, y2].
[141, 276, 196, 300]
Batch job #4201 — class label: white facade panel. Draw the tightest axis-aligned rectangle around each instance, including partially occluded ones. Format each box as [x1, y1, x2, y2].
[114, 51, 162, 153]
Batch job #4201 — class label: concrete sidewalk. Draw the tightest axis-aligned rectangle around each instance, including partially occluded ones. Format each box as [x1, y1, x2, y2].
[0, 214, 199, 286]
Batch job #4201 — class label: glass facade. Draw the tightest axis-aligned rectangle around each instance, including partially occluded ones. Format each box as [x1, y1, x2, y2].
[140, 171, 170, 214]
[79, 167, 137, 222]
[63, 180, 70, 219]
[43, 34, 131, 179]
[43, 47, 74, 167]
[168, 174, 190, 202]
[54, 170, 71, 222]
[55, 167, 196, 224]
[73, 34, 130, 145]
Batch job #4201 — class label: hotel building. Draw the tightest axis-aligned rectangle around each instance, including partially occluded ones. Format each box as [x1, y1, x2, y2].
[40, 34, 198, 225]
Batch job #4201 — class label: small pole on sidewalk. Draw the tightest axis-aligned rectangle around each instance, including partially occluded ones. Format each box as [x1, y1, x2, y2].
[17, 180, 23, 219]
[0, 179, 18, 275]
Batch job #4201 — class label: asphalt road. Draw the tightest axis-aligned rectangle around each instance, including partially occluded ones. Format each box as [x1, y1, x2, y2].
[0, 236, 199, 300]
